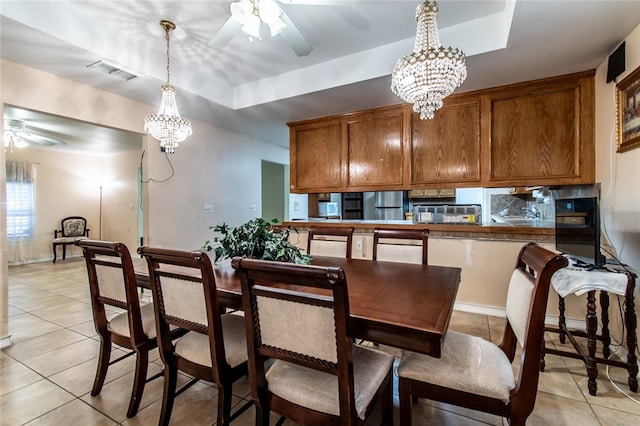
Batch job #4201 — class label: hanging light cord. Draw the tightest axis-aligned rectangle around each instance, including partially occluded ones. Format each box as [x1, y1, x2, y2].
[160, 20, 175, 85]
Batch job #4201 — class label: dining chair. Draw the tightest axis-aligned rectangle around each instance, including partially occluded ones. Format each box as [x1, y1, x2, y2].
[232, 257, 394, 426]
[372, 228, 429, 264]
[53, 216, 90, 263]
[397, 242, 568, 426]
[138, 247, 252, 426]
[77, 240, 161, 418]
[307, 226, 354, 258]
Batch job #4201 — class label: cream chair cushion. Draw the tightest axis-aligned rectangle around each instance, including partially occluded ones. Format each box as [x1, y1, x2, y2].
[174, 314, 247, 368]
[108, 302, 157, 339]
[265, 345, 393, 420]
[309, 239, 348, 258]
[376, 244, 423, 264]
[398, 330, 515, 403]
[505, 269, 534, 347]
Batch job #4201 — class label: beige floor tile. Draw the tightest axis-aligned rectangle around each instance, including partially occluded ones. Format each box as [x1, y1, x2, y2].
[3, 328, 88, 362]
[7, 312, 64, 343]
[80, 363, 165, 423]
[527, 391, 600, 425]
[0, 360, 43, 396]
[591, 402, 640, 425]
[23, 398, 118, 425]
[578, 368, 640, 416]
[411, 399, 503, 425]
[69, 319, 100, 338]
[21, 338, 101, 377]
[0, 379, 75, 425]
[31, 299, 90, 318]
[48, 347, 136, 397]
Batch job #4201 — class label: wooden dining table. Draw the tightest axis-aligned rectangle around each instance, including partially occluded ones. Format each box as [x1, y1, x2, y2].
[133, 255, 461, 358]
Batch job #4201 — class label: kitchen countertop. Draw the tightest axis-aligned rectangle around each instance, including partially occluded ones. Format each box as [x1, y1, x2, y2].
[284, 219, 555, 242]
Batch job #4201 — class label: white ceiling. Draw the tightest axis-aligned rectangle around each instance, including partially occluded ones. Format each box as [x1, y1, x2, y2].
[2, 0, 640, 153]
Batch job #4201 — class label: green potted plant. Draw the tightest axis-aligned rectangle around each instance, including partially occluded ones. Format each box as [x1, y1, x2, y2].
[202, 218, 312, 265]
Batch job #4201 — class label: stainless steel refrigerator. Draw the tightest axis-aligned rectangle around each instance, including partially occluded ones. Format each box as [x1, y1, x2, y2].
[374, 191, 405, 220]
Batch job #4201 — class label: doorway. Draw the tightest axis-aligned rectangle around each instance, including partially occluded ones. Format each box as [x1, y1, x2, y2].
[261, 160, 287, 223]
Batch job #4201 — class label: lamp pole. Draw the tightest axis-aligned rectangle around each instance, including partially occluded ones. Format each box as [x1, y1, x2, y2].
[99, 185, 103, 240]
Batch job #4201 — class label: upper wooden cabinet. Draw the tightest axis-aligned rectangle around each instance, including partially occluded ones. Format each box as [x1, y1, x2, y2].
[410, 95, 481, 186]
[289, 70, 595, 193]
[289, 118, 343, 192]
[346, 108, 404, 190]
[482, 71, 595, 187]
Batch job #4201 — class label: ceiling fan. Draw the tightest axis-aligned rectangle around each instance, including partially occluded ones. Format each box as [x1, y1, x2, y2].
[4, 118, 65, 152]
[209, 0, 370, 57]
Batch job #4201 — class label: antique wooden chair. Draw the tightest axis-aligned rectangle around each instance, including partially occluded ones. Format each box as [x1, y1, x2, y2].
[53, 216, 89, 262]
[306, 226, 354, 259]
[372, 228, 429, 265]
[233, 257, 394, 426]
[77, 240, 161, 418]
[138, 247, 251, 426]
[397, 242, 567, 426]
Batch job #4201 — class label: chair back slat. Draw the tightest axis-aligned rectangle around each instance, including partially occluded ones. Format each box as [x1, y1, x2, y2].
[373, 228, 429, 265]
[157, 274, 208, 331]
[255, 292, 338, 363]
[505, 269, 534, 347]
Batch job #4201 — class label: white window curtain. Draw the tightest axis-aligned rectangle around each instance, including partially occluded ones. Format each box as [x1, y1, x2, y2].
[5, 160, 38, 264]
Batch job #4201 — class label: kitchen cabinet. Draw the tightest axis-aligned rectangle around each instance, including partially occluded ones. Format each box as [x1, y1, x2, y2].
[410, 95, 481, 187]
[346, 108, 404, 190]
[483, 71, 595, 187]
[289, 118, 343, 192]
[289, 70, 595, 192]
[408, 188, 456, 198]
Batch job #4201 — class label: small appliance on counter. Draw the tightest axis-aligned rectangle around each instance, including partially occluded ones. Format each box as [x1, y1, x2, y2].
[318, 201, 340, 218]
[413, 204, 481, 224]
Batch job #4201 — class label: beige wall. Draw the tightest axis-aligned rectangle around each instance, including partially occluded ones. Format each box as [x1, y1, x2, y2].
[594, 22, 640, 348]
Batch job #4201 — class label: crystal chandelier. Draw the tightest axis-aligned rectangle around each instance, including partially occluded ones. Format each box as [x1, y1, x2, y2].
[4, 119, 29, 152]
[231, 0, 286, 39]
[144, 20, 192, 154]
[391, 0, 467, 119]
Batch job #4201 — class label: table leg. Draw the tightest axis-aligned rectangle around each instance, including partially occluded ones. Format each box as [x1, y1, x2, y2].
[586, 290, 598, 396]
[559, 296, 566, 344]
[625, 278, 638, 392]
[600, 291, 611, 359]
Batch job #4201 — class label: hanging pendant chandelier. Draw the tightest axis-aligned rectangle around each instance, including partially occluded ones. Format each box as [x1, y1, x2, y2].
[144, 20, 192, 154]
[391, 0, 467, 120]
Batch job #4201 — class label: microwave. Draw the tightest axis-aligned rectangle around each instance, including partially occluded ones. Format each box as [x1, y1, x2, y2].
[318, 202, 339, 217]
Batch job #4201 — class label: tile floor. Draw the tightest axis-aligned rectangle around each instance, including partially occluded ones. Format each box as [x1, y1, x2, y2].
[2, 258, 640, 425]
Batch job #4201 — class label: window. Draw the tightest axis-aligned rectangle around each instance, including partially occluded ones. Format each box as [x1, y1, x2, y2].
[6, 181, 35, 239]
[5, 160, 36, 239]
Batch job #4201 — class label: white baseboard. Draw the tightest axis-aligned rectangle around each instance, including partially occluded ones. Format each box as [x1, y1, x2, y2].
[454, 302, 585, 329]
[0, 334, 14, 349]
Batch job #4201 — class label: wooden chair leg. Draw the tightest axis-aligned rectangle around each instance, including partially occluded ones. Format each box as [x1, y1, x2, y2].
[159, 361, 178, 426]
[62, 244, 67, 260]
[380, 372, 393, 426]
[217, 380, 232, 426]
[126, 349, 149, 418]
[91, 337, 111, 396]
[52, 244, 57, 263]
[399, 378, 412, 426]
[255, 402, 270, 426]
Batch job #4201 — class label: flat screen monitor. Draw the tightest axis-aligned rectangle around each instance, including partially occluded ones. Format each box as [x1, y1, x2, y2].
[555, 197, 605, 268]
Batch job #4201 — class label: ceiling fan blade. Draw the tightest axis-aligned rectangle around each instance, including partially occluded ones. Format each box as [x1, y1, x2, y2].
[279, 12, 313, 56]
[209, 17, 242, 48]
[24, 133, 65, 147]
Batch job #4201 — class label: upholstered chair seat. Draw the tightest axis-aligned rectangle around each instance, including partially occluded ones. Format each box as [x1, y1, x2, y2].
[398, 330, 515, 402]
[266, 345, 393, 419]
[173, 314, 247, 368]
[108, 302, 157, 339]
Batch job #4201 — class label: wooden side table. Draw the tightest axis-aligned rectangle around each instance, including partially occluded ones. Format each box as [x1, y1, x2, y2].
[541, 265, 638, 396]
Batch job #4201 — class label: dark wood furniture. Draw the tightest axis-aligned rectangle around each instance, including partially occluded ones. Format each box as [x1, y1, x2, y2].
[233, 257, 394, 426]
[342, 192, 364, 219]
[372, 228, 429, 265]
[397, 243, 567, 426]
[133, 255, 461, 358]
[543, 267, 638, 396]
[307, 226, 354, 259]
[137, 247, 252, 426]
[53, 216, 89, 263]
[77, 240, 161, 418]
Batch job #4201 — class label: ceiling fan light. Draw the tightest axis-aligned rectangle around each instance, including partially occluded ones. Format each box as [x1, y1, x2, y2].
[242, 14, 261, 38]
[259, 0, 281, 24]
[268, 17, 286, 36]
[230, 0, 252, 24]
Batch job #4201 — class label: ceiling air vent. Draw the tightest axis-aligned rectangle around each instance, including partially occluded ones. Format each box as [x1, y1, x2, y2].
[87, 60, 138, 81]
